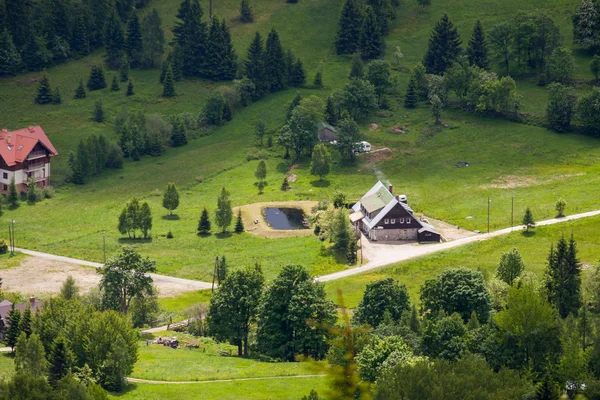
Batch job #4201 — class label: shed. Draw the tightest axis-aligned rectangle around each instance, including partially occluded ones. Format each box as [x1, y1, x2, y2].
[418, 222, 441, 242]
[317, 122, 337, 142]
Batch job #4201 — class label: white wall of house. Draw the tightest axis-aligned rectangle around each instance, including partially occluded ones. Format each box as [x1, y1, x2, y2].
[0, 162, 50, 186]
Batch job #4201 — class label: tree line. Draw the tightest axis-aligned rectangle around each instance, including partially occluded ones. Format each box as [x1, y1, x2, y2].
[68, 134, 124, 185]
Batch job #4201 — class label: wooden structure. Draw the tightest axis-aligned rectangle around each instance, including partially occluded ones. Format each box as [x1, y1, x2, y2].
[317, 122, 337, 142]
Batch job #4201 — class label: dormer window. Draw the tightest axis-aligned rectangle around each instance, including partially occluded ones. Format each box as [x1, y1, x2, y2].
[384, 219, 389, 224]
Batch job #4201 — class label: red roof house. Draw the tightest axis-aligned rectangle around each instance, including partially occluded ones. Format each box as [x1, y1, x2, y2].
[0, 126, 58, 193]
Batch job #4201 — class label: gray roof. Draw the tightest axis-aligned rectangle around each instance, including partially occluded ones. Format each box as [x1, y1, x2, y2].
[317, 121, 337, 132]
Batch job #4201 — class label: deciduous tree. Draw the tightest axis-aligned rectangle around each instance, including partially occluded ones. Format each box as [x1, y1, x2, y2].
[354, 278, 411, 327]
[572, 0, 599, 50]
[215, 187, 233, 233]
[546, 83, 577, 132]
[310, 143, 331, 181]
[162, 182, 179, 216]
[496, 248, 525, 285]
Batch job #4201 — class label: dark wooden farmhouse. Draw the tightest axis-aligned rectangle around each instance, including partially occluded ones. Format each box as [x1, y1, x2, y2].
[317, 122, 337, 142]
[350, 181, 441, 242]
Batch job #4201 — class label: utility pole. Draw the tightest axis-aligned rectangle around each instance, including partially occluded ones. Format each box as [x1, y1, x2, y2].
[511, 197, 514, 231]
[8, 225, 12, 256]
[212, 256, 218, 293]
[487, 198, 491, 235]
[103, 236, 107, 264]
[11, 219, 15, 255]
[209, 0, 213, 20]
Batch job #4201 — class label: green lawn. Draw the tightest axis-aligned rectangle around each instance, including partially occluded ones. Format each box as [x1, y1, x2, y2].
[157, 291, 212, 321]
[325, 215, 600, 308]
[0, 353, 13, 380]
[110, 376, 327, 400]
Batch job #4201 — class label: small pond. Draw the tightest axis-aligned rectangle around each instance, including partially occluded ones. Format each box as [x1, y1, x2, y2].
[263, 207, 309, 230]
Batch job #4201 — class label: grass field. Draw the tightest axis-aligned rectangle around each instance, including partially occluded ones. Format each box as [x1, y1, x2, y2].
[2, 0, 599, 285]
[325, 214, 600, 308]
[0, 353, 13, 380]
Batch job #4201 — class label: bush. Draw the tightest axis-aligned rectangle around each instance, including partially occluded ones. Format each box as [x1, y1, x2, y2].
[0, 239, 8, 254]
[166, 231, 173, 239]
[42, 186, 55, 199]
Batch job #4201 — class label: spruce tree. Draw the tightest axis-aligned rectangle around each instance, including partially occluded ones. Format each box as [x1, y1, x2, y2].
[125, 13, 143, 67]
[240, 0, 253, 22]
[219, 20, 237, 80]
[359, 6, 383, 60]
[171, 118, 187, 146]
[198, 207, 211, 234]
[349, 52, 364, 78]
[8, 176, 19, 207]
[467, 20, 489, 69]
[286, 93, 302, 120]
[35, 75, 53, 105]
[404, 77, 418, 108]
[335, 0, 364, 55]
[120, 55, 130, 82]
[52, 88, 61, 104]
[87, 66, 107, 90]
[173, 0, 208, 77]
[162, 65, 176, 97]
[5, 0, 33, 49]
[325, 96, 338, 125]
[104, 8, 125, 68]
[265, 28, 286, 92]
[244, 32, 267, 97]
[127, 79, 135, 96]
[22, 35, 50, 72]
[572, 0, 600, 51]
[111, 75, 120, 91]
[290, 59, 306, 87]
[159, 60, 168, 83]
[93, 101, 104, 123]
[6, 306, 21, 350]
[19, 306, 32, 338]
[347, 239, 357, 264]
[313, 71, 323, 88]
[424, 13, 463, 75]
[141, 8, 166, 68]
[49, 336, 74, 386]
[235, 209, 244, 233]
[74, 79, 86, 99]
[546, 235, 581, 318]
[71, 13, 90, 57]
[206, 17, 224, 80]
[0, 28, 22, 76]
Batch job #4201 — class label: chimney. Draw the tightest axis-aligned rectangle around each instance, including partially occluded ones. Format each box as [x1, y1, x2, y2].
[7, 134, 11, 145]
[388, 184, 393, 194]
[397, 194, 408, 204]
[28, 126, 35, 133]
[0, 127, 6, 139]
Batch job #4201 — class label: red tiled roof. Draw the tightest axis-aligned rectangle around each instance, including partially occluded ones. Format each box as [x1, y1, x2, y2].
[0, 126, 58, 167]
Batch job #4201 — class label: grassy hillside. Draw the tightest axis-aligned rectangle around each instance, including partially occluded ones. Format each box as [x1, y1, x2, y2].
[1, 0, 599, 282]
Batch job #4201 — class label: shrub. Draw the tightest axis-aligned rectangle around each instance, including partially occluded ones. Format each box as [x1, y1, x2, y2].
[42, 186, 55, 199]
[0, 239, 8, 254]
[166, 231, 173, 239]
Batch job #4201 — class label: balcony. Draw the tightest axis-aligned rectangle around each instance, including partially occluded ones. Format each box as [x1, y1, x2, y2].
[24, 176, 46, 185]
[25, 163, 45, 172]
[27, 151, 46, 160]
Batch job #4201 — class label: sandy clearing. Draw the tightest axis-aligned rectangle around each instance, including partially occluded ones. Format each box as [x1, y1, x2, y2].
[480, 173, 585, 189]
[237, 201, 318, 239]
[0, 256, 207, 297]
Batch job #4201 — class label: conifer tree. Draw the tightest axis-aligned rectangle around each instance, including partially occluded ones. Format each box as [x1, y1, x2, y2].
[8, 176, 19, 207]
[215, 187, 233, 233]
[104, 9, 125, 68]
[335, 0, 364, 55]
[313, 71, 323, 88]
[290, 59, 306, 87]
[523, 208, 535, 231]
[111, 75, 120, 91]
[0, 28, 21, 76]
[235, 209, 244, 233]
[5, 0, 33, 49]
[49, 336, 74, 386]
[125, 13, 143, 67]
[219, 20, 238, 80]
[206, 17, 224, 80]
[367, 0, 389, 35]
[254, 160, 267, 193]
[359, 6, 382, 60]
[546, 235, 581, 318]
[222, 101, 232, 121]
[173, 0, 208, 77]
[162, 182, 179, 216]
[240, 0, 253, 22]
[71, 13, 90, 57]
[21, 35, 50, 72]
[325, 96, 338, 125]
[265, 28, 286, 92]
[19, 306, 32, 338]
[424, 13, 462, 75]
[347, 239, 358, 264]
[93, 101, 104, 123]
[404, 77, 418, 108]
[244, 32, 267, 97]
[120, 55, 130, 82]
[87, 66, 107, 90]
[286, 93, 302, 120]
[52, 88, 61, 104]
[141, 9, 166, 68]
[160, 60, 168, 83]
[127, 79, 135, 96]
[6, 306, 21, 350]
[74, 79, 86, 99]
[198, 207, 211, 234]
[162, 65, 176, 97]
[467, 20, 489, 69]
[171, 118, 187, 146]
[35, 75, 53, 104]
[349, 52, 364, 78]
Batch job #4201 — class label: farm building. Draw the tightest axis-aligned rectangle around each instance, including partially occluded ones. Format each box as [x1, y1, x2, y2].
[317, 121, 337, 142]
[0, 297, 44, 339]
[350, 181, 440, 242]
[0, 126, 58, 194]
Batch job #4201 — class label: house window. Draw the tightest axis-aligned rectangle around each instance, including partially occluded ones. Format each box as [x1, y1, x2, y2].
[407, 218, 411, 224]
[2, 172, 6, 179]
[390, 219, 395, 224]
[384, 219, 389, 224]
[399, 218, 404, 223]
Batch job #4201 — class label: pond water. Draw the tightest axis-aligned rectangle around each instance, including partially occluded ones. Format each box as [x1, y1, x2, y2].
[263, 208, 309, 230]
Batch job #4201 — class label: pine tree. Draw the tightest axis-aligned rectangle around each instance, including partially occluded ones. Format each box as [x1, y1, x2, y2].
[49, 336, 74, 386]
[198, 207, 211, 234]
[347, 239, 358, 264]
[404, 77, 418, 108]
[19, 306, 32, 338]
[313, 71, 323, 88]
[111, 75, 120, 91]
[125, 13, 143, 67]
[215, 187, 233, 233]
[93, 101, 104, 123]
[325, 96, 338, 125]
[8, 176, 19, 207]
[335, 0, 364, 55]
[35, 75, 53, 105]
[240, 0, 253, 22]
[162, 65, 176, 97]
[6, 306, 21, 350]
[120, 55, 130, 82]
[87, 66, 107, 90]
[127, 79, 135, 96]
[265, 28, 287, 92]
[74, 79, 86, 99]
[219, 20, 237, 80]
[546, 235, 581, 318]
[244, 32, 267, 97]
[71, 12, 89, 57]
[235, 209, 244, 233]
[359, 6, 382, 60]
[104, 9, 125, 68]
[522, 207, 535, 231]
[5, 0, 33, 49]
[349, 52, 364, 78]
[206, 17, 223, 80]
[0, 28, 22, 76]
[467, 20, 489, 69]
[290, 59, 306, 87]
[52, 88, 61, 104]
[22, 35, 51, 72]
[173, 0, 208, 77]
[424, 13, 463, 75]
[171, 118, 187, 147]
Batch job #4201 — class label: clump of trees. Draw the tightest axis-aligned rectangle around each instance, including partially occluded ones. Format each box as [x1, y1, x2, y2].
[68, 135, 124, 185]
[117, 198, 153, 239]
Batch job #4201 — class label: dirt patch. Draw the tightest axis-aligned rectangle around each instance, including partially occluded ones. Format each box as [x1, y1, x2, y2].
[422, 216, 478, 241]
[1, 257, 201, 297]
[363, 148, 392, 169]
[287, 173, 297, 183]
[369, 123, 379, 131]
[288, 164, 300, 172]
[237, 201, 318, 239]
[480, 173, 585, 189]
